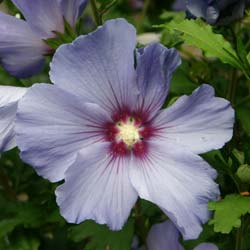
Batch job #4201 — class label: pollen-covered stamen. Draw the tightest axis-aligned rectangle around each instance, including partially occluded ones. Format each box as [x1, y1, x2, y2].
[116, 118, 140, 148]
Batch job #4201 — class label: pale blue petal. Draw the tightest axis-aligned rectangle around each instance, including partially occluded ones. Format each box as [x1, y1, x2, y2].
[56, 142, 138, 230]
[0, 86, 27, 152]
[194, 243, 218, 250]
[58, 0, 88, 27]
[206, 6, 219, 24]
[153, 84, 234, 155]
[12, 0, 64, 38]
[50, 18, 138, 114]
[0, 12, 49, 78]
[172, 0, 186, 11]
[147, 220, 183, 250]
[16, 84, 111, 182]
[186, 0, 208, 18]
[136, 43, 180, 120]
[129, 141, 219, 240]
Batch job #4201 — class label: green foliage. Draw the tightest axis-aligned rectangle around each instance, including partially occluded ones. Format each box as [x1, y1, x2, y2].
[232, 149, 245, 165]
[236, 105, 250, 134]
[170, 64, 197, 95]
[160, 10, 186, 23]
[68, 219, 134, 250]
[236, 35, 250, 79]
[209, 195, 250, 233]
[44, 19, 77, 50]
[182, 224, 217, 249]
[236, 165, 250, 183]
[162, 19, 243, 70]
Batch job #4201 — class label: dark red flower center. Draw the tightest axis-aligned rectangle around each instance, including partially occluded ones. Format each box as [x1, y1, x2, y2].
[104, 112, 154, 158]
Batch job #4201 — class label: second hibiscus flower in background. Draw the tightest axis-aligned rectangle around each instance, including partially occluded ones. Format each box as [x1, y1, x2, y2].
[0, 0, 88, 78]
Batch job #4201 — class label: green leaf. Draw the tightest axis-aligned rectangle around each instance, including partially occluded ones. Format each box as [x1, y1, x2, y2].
[0, 67, 22, 86]
[140, 199, 162, 217]
[68, 219, 134, 250]
[235, 36, 250, 79]
[236, 36, 250, 69]
[163, 19, 242, 69]
[44, 37, 64, 50]
[160, 11, 185, 22]
[232, 149, 245, 165]
[44, 19, 77, 49]
[170, 65, 197, 95]
[208, 194, 250, 233]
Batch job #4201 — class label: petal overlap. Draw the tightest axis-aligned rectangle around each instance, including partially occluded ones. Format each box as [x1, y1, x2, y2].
[16, 84, 111, 182]
[58, 0, 88, 27]
[135, 43, 181, 120]
[50, 19, 138, 114]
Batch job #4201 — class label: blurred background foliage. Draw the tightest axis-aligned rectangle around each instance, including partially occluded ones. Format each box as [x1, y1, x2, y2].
[1, 0, 250, 249]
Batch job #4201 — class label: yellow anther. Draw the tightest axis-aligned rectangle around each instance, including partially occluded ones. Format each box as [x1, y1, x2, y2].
[117, 119, 140, 147]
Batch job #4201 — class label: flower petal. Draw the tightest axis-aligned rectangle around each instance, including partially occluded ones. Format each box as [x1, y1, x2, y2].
[0, 86, 27, 152]
[192, 2, 220, 25]
[153, 84, 234, 155]
[58, 0, 88, 27]
[147, 220, 184, 250]
[129, 141, 219, 240]
[0, 86, 28, 106]
[186, 0, 208, 18]
[135, 43, 180, 120]
[16, 84, 111, 182]
[0, 12, 49, 78]
[205, 6, 220, 24]
[56, 142, 138, 230]
[194, 243, 218, 250]
[172, 0, 186, 11]
[50, 18, 138, 114]
[12, 0, 64, 38]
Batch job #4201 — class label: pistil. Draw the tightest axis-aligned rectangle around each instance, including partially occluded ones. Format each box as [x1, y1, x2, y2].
[116, 118, 140, 148]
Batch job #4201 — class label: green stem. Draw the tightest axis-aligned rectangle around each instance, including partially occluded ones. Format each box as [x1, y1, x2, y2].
[227, 69, 238, 105]
[230, 174, 241, 193]
[99, 0, 117, 17]
[235, 217, 244, 250]
[236, 95, 250, 107]
[90, 0, 102, 26]
[137, 0, 151, 32]
[134, 201, 148, 249]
